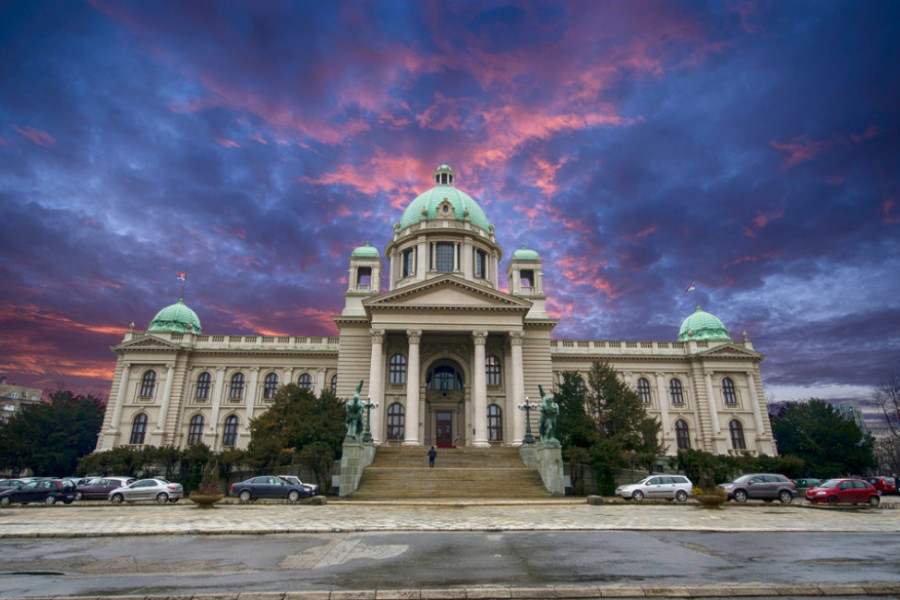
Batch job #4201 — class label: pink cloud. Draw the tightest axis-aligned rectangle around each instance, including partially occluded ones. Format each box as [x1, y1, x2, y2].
[215, 137, 240, 148]
[723, 251, 780, 269]
[851, 124, 889, 143]
[770, 136, 834, 168]
[884, 198, 900, 224]
[15, 126, 56, 147]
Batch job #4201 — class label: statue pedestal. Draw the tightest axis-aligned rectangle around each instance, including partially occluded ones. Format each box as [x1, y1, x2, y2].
[338, 440, 375, 497]
[519, 442, 564, 496]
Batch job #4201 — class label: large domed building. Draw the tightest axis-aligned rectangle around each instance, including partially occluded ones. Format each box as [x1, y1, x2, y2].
[97, 165, 775, 459]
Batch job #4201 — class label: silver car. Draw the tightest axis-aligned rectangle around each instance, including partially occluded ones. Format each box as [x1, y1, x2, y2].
[616, 475, 693, 502]
[108, 478, 183, 504]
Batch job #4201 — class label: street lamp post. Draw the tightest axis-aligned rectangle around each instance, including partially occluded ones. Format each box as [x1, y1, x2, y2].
[517, 396, 537, 444]
[362, 395, 379, 443]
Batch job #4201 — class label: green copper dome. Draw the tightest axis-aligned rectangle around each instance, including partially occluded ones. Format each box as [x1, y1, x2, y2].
[351, 242, 379, 258]
[678, 306, 729, 342]
[513, 245, 540, 261]
[398, 164, 491, 232]
[148, 298, 202, 334]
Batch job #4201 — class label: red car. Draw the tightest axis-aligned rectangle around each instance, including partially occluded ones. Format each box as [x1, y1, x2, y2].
[805, 478, 881, 506]
[866, 477, 897, 495]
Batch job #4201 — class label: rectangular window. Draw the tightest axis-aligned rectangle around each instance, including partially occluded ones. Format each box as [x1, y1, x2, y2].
[357, 266, 371, 290]
[520, 270, 534, 291]
[475, 250, 486, 279]
[403, 248, 415, 278]
[435, 242, 454, 272]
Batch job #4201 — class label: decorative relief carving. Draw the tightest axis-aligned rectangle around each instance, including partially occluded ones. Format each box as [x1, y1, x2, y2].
[472, 331, 488, 346]
[370, 329, 385, 345]
[407, 329, 422, 345]
[508, 331, 524, 346]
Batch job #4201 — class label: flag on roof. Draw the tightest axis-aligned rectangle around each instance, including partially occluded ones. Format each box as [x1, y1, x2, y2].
[177, 272, 187, 281]
[684, 281, 695, 294]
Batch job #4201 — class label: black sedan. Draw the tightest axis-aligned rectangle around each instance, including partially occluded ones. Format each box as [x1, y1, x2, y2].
[230, 476, 314, 503]
[0, 478, 77, 506]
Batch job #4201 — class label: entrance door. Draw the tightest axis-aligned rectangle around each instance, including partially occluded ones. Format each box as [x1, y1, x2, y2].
[436, 411, 453, 447]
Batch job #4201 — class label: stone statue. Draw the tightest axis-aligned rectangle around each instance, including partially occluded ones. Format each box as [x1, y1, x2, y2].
[537, 384, 560, 445]
[345, 380, 364, 441]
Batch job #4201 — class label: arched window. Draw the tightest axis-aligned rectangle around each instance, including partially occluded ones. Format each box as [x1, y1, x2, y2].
[729, 420, 746, 450]
[331, 374, 338, 395]
[222, 415, 239, 447]
[263, 373, 279, 399]
[637, 378, 651, 404]
[486, 356, 501, 386]
[130, 413, 148, 445]
[428, 365, 462, 391]
[389, 354, 407, 384]
[140, 370, 157, 397]
[722, 377, 737, 404]
[297, 373, 312, 390]
[387, 402, 405, 441]
[188, 414, 205, 446]
[229, 373, 245, 400]
[675, 419, 691, 450]
[487, 404, 503, 442]
[196, 372, 211, 400]
[669, 379, 684, 404]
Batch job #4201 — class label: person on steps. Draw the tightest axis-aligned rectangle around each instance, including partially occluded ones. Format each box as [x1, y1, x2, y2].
[428, 446, 437, 468]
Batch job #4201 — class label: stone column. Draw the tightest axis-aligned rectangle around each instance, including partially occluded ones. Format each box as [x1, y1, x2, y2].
[109, 362, 131, 435]
[655, 373, 672, 441]
[509, 332, 525, 445]
[283, 367, 294, 388]
[704, 371, 721, 435]
[156, 363, 176, 431]
[746, 370, 766, 435]
[404, 329, 422, 445]
[210, 367, 226, 443]
[368, 329, 385, 443]
[315, 368, 327, 395]
[472, 330, 489, 447]
[244, 368, 260, 428]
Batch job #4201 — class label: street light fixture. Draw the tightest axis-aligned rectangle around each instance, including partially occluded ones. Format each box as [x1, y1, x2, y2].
[517, 396, 537, 444]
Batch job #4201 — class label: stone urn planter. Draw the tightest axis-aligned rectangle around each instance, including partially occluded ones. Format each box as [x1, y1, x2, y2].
[188, 491, 225, 508]
[693, 489, 727, 508]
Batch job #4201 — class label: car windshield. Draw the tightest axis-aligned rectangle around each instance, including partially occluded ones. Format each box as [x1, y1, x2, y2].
[818, 479, 840, 488]
[731, 475, 752, 483]
[635, 477, 654, 485]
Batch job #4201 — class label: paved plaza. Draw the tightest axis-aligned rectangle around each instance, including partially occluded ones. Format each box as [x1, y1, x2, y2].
[1, 498, 899, 599]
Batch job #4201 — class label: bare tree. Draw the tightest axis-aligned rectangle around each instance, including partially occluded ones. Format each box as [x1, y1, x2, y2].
[873, 375, 900, 438]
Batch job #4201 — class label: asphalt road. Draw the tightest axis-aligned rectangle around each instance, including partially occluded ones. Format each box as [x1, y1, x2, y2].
[1, 530, 899, 598]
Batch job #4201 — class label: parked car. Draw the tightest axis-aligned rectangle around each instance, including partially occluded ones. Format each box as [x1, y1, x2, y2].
[866, 477, 897, 495]
[720, 473, 797, 503]
[615, 475, 693, 502]
[277, 475, 319, 496]
[0, 478, 77, 505]
[76, 477, 136, 500]
[791, 478, 822, 491]
[108, 478, 183, 504]
[230, 475, 315, 503]
[0, 478, 28, 491]
[805, 478, 881, 506]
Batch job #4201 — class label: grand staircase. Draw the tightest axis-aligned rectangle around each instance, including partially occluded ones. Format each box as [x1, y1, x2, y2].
[349, 446, 552, 500]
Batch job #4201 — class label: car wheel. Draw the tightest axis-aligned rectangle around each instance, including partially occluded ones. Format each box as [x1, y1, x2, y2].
[169, 498, 179, 503]
[156, 492, 169, 504]
[288, 490, 300, 503]
[632, 491, 644, 502]
[675, 490, 688, 503]
[63, 498, 74, 505]
[110, 493, 124, 504]
[779, 490, 793, 504]
[0, 496, 10, 506]
[734, 489, 748, 503]
[45, 496, 56, 506]
[869, 495, 880, 507]
[239, 490, 252, 503]
[827, 495, 839, 504]
[75, 492, 83, 501]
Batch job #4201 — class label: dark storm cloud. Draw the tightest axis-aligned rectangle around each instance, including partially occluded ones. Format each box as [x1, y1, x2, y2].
[0, 0, 897, 401]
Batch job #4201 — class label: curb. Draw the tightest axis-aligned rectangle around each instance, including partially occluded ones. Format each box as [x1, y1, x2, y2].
[8, 583, 900, 599]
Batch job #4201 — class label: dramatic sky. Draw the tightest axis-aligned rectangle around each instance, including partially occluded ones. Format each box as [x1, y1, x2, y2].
[1, 0, 898, 405]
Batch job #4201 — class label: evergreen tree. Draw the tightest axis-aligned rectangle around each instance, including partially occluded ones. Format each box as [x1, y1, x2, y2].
[0, 390, 104, 475]
[771, 398, 875, 478]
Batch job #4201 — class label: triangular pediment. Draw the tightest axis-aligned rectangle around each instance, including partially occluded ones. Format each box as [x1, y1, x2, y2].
[697, 344, 764, 361]
[114, 335, 181, 352]
[364, 275, 532, 313]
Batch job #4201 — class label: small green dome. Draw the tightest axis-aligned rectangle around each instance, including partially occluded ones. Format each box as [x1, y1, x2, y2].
[513, 245, 540, 261]
[398, 164, 491, 232]
[678, 306, 729, 342]
[352, 242, 379, 258]
[148, 298, 202, 334]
